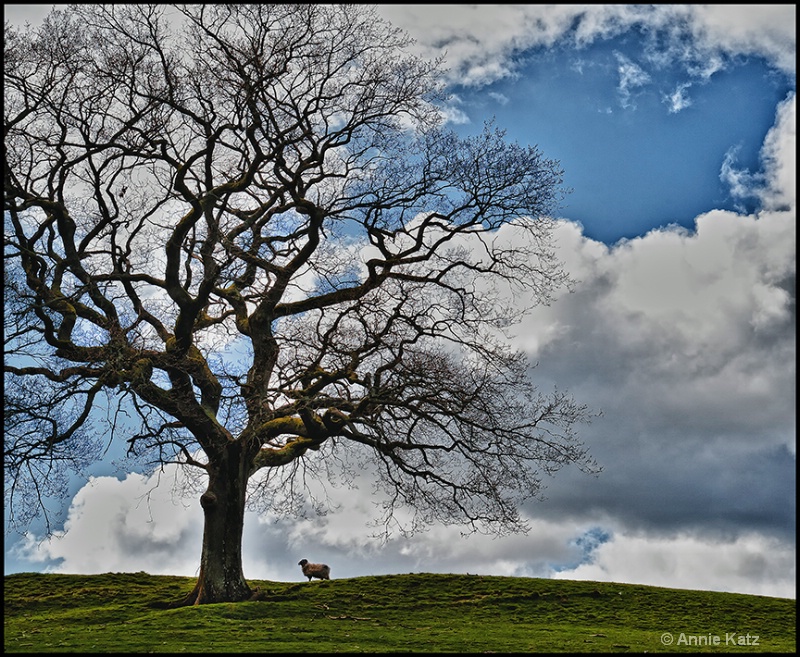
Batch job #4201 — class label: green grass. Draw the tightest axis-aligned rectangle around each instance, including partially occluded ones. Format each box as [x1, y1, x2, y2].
[4, 572, 795, 652]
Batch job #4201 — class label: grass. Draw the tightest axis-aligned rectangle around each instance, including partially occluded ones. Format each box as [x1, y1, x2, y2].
[4, 571, 796, 653]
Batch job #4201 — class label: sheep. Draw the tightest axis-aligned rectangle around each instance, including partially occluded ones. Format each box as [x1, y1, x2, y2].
[298, 558, 331, 581]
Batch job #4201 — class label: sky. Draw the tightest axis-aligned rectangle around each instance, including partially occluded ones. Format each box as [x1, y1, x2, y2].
[4, 5, 796, 599]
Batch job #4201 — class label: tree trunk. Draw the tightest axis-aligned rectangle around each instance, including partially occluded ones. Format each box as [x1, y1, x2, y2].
[174, 442, 253, 606]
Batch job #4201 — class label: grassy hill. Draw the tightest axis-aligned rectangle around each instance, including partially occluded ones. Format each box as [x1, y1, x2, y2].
[4, 571, 795, 653]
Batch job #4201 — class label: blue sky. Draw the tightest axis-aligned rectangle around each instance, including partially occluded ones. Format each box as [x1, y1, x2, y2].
[4, 5, 796, 599]
[447, 26, 792, 243]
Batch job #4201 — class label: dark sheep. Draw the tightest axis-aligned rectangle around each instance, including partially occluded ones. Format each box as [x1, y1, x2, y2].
[298, 558, 331, 581]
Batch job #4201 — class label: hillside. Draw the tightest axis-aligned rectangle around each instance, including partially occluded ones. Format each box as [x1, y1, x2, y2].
[4, 572, 795, 652]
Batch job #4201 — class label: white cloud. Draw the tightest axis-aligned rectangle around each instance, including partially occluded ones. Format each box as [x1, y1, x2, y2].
[614, 51, 652, 109]
[718, 92, 795, 212]
[17, 471, 203, 576]
[720, 147, 758, 204]
[688, 5, 797, 75]
[664, 82, 693, 113]
[436, 103, 471, 126]
[377, 5, 795, 89]
[16, 467, 795, 598]
[488, 91, 510, 106]
[514, 209, 794, 380]
[377, 5, 579, 87]
[759, 92, 796, 211]
[553, 531, 796, 599]
[13, 461, 588, 582]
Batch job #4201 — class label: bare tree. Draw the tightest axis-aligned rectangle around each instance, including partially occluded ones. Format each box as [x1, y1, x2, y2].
[4, 4, 598, 605]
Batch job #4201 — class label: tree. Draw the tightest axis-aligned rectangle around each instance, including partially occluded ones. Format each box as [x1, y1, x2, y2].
[4, 4, 598, 605]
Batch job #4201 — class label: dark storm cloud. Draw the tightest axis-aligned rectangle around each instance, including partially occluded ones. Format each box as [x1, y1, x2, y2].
[511, 201, 795, 546]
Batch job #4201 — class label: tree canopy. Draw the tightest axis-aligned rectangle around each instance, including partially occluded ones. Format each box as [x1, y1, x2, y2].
[4, 4, 598, 604]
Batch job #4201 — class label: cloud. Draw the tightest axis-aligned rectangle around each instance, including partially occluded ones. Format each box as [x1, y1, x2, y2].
[436, 102, 471, 126]
[553, 531, 796, 599]
[377, 5, 795, 89]
[488, 91, 510, 106]
[15, 458, 795, 598]
[377, 5, 579, 87]
[720, 92, 795, 211]
[16, 471, 204, 576]
[11, 461, 594, 582]
[720, 146, 758, 205]
[664, 82, 693, 113]
[759, 92, 796, 211]
[514, 208, 795, 527]
[614, 51, 651, 108]
[688, 5, 797, 75]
